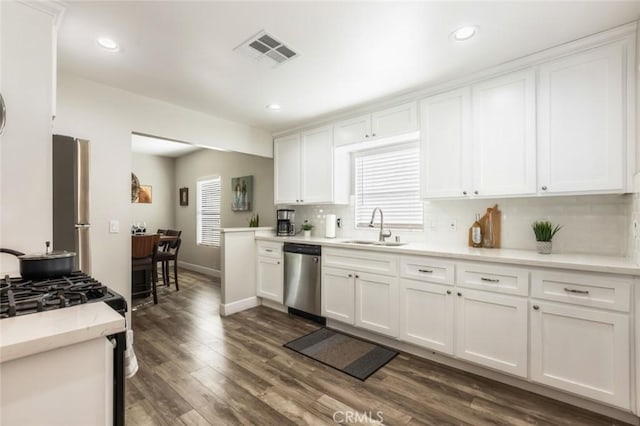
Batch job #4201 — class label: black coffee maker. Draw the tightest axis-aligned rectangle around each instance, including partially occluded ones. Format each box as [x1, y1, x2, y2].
[276, 209, 295, 236]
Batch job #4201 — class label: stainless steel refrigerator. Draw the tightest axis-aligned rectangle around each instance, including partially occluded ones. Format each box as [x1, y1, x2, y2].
[52, 135, 91, 274]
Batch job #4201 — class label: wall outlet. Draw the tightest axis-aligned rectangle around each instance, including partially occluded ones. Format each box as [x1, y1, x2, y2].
[449, 220, 457, 232]
[109, 220, 119, 234]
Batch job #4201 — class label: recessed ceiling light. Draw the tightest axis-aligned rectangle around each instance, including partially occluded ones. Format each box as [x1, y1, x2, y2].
[451, 26, 478, 41]
[96, 37, 120, 52]
[266, 104, 281, 111]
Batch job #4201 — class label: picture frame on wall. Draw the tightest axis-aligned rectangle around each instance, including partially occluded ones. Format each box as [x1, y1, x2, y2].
[179, 187, 189, 206]
[231, 175, 253, 211]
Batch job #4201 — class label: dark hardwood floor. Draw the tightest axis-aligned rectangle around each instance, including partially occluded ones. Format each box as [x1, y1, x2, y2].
[127, 269, 626, 425]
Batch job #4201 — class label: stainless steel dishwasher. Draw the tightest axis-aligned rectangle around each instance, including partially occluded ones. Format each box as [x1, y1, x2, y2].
[283, 243, 322, 319]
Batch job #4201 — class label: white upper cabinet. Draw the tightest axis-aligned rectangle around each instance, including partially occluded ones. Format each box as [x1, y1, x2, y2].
[333, 115, 371, 146]
[274, 126, 348, 205]
[420, 88, 472, 198]
[300, 126, 334, 203]
[472, 70, 537, 197]
[334, 102, 417, 146]
[274, 133, 301, 204]
[538, 42, 625, 194]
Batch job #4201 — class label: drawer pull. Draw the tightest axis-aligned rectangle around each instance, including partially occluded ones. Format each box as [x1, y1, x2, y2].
[533, 305, 539, 310]
[418, 269, 433, 273]
[446, 290, 452, 295]
[480, 277, 500, 283]
[564, 288, 589, 295]
[348, 274, 352, 278]
[265, 249, 273, 252]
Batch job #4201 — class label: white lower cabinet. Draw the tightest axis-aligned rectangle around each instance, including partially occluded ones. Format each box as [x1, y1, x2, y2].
[530, 301, 630, 409]
[322, 266, 399, 337]
[355, 272, 399, 337]
[322, 267, 355, 324]
[454, 289, 528, 378]
[318, 247, 635, 412]
[256, 256, 283, 303]
[399, 279, 454, 354]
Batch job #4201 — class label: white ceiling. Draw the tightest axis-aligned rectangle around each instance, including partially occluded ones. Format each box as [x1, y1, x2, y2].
[131, 133, 202, 157]
[58, 1, 640, 133]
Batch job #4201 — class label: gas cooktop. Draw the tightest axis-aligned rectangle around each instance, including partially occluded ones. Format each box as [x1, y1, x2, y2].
[0, 271, 126, 319]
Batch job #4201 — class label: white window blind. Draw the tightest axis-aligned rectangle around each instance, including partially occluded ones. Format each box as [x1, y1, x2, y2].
[197, 176, 221, 246]
[354, 142, 423, 229]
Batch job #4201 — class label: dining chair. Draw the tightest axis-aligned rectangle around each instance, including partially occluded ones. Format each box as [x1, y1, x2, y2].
[131, 234, 160, 304]
[157, 236, 181, 291]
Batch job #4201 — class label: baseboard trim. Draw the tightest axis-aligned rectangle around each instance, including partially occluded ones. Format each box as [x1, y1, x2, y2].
[323, 319, 640, 426]
[260, 298, 287, 313]
[220, 296, 260, 317]
[178, 261, 220, 278]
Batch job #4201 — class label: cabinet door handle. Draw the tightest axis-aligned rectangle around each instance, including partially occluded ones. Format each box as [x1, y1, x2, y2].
[418, 269, 433, 273]
[365, 134, 369, 138]
[474, 190, 479, 195]
[564, 288, 589, 295]
[541, 186, 548, 191]
[372, 133, 376, 137]
[265, 249, 273, 252]
[355, 275, 360, 279]
[533, 305, 539, 310]
[457, 292, 462, 297]
[446, 290, 452, 295]
[277, 261, 280, 265]
[481, 277, 500, 283]
[0, 92, 5, 135]
[348, 274, 352, 278]
[462, 191, 467, 195]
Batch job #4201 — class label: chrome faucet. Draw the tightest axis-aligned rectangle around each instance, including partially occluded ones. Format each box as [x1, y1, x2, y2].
[368, 208, 392, 242]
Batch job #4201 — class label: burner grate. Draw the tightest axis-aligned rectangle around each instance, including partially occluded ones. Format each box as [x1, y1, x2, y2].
[0, 271, 115, 318]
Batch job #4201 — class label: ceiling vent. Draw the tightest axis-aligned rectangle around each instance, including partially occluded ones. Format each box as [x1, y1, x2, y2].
[235, 30, 299, 66]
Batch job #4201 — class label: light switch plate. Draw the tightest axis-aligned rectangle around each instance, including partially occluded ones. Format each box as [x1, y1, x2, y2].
[109, 220, 119, 234]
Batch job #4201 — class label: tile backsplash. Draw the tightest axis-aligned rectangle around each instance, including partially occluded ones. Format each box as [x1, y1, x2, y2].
[286, 194, 631, 257]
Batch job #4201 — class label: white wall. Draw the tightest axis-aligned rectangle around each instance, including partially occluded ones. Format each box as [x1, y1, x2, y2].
[131, 153, 176, 233]
[0, 3, 53, 273]
[291, 194, 630, 256]
[53, 72, 272, 320]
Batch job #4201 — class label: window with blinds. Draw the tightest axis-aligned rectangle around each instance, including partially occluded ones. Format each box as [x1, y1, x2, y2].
[354, 142, 423, 229]
[197, 176, 221, 246]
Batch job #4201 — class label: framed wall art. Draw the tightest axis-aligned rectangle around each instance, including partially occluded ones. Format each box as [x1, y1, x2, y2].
[179, 187, 189, 206]
[231, 175, 253, 212]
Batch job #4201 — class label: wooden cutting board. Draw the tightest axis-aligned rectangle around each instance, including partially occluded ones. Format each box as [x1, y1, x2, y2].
[468, 204, 501, 248]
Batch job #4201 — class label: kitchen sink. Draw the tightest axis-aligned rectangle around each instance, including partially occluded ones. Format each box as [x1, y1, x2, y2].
[341, 240, 408, 247]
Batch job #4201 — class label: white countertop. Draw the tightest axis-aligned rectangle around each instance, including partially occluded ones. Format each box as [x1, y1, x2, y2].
[221, 226, 274, 233]
[256, 235, 640, 276]
[0, 302, 126, 363]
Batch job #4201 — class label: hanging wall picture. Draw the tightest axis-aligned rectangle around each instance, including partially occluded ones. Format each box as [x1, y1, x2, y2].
[179, 187, 189, 206]
[231, 175, 253, 211]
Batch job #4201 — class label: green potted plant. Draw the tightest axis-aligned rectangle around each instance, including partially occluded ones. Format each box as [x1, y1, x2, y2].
[301, 220, 314, 238]
[531, 220, 562, 254]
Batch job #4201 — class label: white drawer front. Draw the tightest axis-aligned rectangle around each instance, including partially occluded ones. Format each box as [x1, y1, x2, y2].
[400, 256, 454, 285]
[256, 241, 283, 259]
[457, 262, 529, 296]
[323, 248, 397, 276]
[531, 270, 631, 312]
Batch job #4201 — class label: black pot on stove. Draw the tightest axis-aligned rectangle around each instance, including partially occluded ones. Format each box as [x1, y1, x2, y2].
[0, 241, 76, 279]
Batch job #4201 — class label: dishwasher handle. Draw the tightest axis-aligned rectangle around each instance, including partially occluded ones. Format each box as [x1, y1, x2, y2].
[283, 243, 321, 256]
